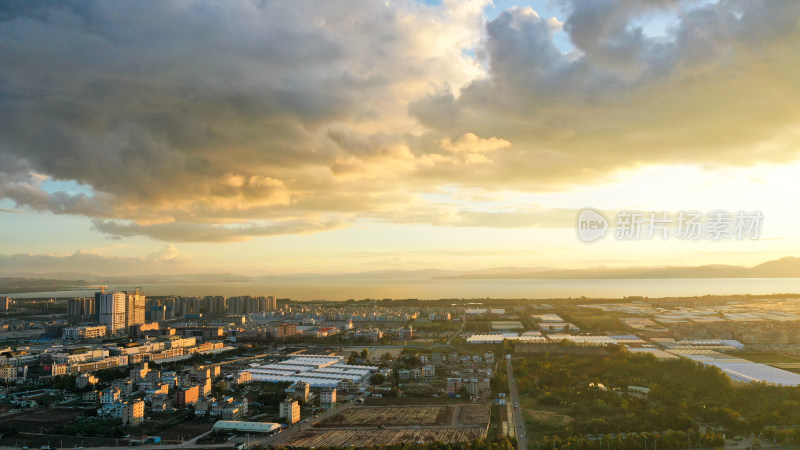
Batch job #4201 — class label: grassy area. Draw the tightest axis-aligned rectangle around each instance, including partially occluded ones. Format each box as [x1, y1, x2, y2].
[147, 419, 213, 444]
[520, 396, 575, 439]
[555, 307, 632, 332]
[451, 342, 504, 355]
[733, 351, 800, 364]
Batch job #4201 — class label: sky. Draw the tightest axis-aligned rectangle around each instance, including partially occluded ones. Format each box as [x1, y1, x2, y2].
[1, 0, 799, 277]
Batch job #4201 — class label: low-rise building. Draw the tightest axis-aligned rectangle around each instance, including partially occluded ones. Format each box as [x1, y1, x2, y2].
[130, 362, 151, 384]
[200, 377, 212, 397]
[145, 384, 169, 399]
[63, 326, 107, 340]
[279, 398, 300, 424]
[446, 378, 462, 396]
[320, 388, 336, 410]
[176, 385, 199, 407]
[422, 365, 436, 381]
[101, 387, 121, 404]
[113, 378, 134, 395]
[286, 381, 310, 402]
[151, 396, 172, 412]
[76, 373, 99, 389]
[233, 371, 252, 385]
[98, 399, 145, 426]
[398, 326, 413, 340]
[123, 399, 145, 426]
[83, 390, 100, 404]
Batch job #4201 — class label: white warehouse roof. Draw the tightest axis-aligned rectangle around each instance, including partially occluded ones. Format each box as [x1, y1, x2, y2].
[212, 421, 280, 433]
[676, 351, 800, 386]
[329, 363, 379, 371]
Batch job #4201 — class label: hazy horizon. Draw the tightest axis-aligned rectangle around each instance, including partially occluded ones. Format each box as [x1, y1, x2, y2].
[10, 277, 800, 302]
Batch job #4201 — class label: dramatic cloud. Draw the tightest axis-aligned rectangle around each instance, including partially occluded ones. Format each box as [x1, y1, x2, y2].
[412, 0, 800, 188]
[92, 217, 347, 242]
[1, 0, 799, 241]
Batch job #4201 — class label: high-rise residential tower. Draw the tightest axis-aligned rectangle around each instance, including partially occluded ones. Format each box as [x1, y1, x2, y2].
[68, 297, 95, 321]
[97, 291, 126, 334]
[125, 288, 146, 328]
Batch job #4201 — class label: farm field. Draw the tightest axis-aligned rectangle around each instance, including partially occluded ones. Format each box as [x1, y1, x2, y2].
[555, 307, 631, 332]
[458, 404, 491, 425]
[0, 408, 123, 448]
[0, 407, 82, 432]
[149, 419, 214, 444]
[272, 426, 487, 447]
[315, 406, 452, 427]
[274, 404, 493, 447]
[0, 433, 122, 449]
[734, 350, 800, 364]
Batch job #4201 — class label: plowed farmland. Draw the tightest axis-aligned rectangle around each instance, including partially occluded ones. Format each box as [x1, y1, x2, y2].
[315, 406, 452, 427]
[272, 426, 487, 447]
[272, 404, 491, 447]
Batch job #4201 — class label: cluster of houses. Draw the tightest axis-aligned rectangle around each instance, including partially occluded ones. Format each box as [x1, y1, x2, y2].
[78, 361, 251, 426]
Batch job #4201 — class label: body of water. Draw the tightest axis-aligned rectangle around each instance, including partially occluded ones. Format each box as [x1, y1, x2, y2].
[7, 278, 800, 301]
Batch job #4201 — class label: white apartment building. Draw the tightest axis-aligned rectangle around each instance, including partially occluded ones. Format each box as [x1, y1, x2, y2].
[422, 364, 436, 381]
[101, 387, 121, 404]
[279, 398, 300, 424]
[320, 388, 336, 410]
[98, 399, 144, 426]
[98, 291, 126, 334]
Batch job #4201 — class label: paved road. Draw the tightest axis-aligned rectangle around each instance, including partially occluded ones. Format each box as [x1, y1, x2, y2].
[445, 313, 467, 346]
[506, 357, 528, 450]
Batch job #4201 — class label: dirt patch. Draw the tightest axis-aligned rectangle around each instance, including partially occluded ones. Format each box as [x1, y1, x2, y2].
[0, 407, 83, 432]
[149, 420, 213, 444]
[458, 404, 491, 425]
[0, 433, 122, 449]
[525, 409, 575, 427]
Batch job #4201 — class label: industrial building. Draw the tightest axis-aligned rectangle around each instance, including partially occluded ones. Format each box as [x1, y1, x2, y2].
[669, 350, 800, 386]
[212, 420, 281, 434]
[246, 355, 378, 389]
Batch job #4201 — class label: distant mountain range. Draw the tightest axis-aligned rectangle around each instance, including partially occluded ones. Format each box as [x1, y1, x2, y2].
[435, 256, 800, 279]
[0, 272, 252, 294]
[2, 257, 800, 294]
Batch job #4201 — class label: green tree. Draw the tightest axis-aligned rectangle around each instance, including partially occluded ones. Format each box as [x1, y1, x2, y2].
[370, 373, 386, 385]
